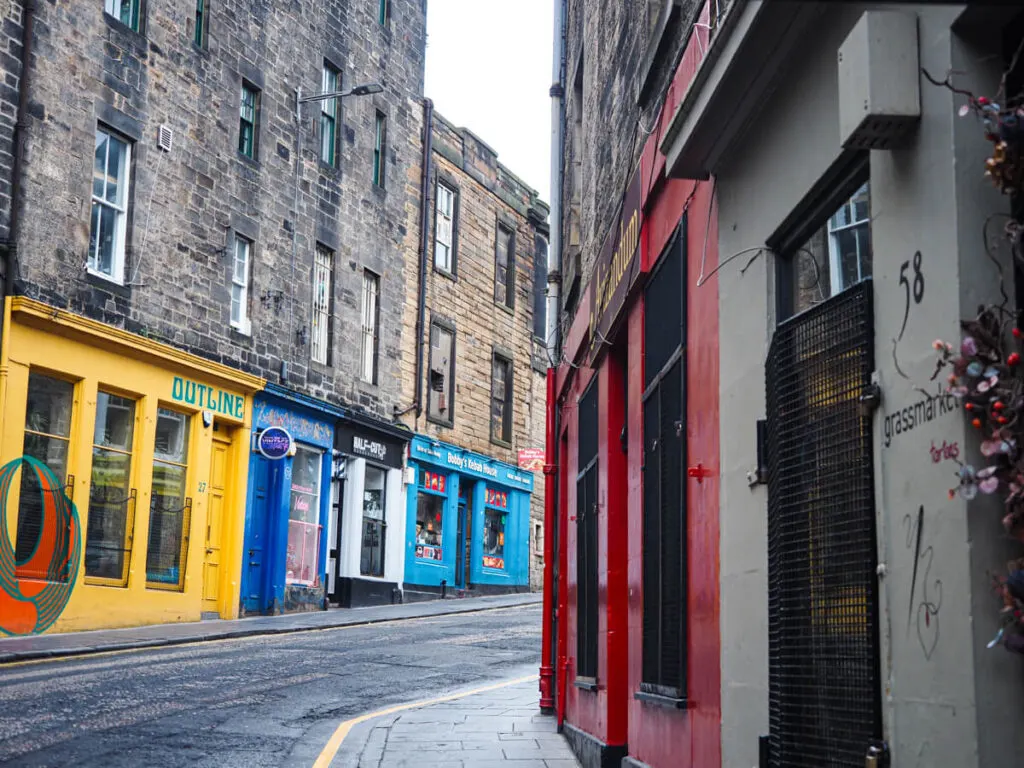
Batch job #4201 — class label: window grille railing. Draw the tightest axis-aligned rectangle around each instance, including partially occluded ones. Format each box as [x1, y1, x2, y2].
[84, 487, 137, 587]
[145, 497, 192, 591]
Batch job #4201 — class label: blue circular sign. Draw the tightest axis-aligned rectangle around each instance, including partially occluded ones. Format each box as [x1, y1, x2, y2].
[258, 426, 293, 460]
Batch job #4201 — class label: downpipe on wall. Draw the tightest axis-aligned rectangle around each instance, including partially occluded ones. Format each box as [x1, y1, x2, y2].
[540, 0, 567, 720]
[413, 98, 434, 423]
[4, 0, 36, 299]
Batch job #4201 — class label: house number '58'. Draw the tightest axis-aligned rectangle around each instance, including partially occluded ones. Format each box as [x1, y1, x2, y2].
[198, 481, 207, 493]
[897, 251, 925, 341]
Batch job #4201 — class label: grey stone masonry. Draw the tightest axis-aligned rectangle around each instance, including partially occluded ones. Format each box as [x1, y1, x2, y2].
[0, 0, 24, 246]
[4, 0, 426, 421]
[559, 0, 698, 335]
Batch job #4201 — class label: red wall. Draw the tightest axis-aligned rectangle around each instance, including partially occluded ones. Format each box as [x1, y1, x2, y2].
[555, 4, 721, 764]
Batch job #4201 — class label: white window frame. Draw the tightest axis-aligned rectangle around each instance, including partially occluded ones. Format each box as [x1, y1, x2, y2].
[89, 126, 131, 285]
[434, 183, 455, 273]
[311, 246, 333, 365]
[320, 64, 340, 167]
[360, 270, 380, 383]
[826, 181, 871, 295]
[230, 235, 252, 335]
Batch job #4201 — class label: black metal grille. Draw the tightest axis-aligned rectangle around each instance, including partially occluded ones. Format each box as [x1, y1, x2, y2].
[766, 279, 880, 768]
[641, 217, 687, 697]
[576, 379, 599, 680]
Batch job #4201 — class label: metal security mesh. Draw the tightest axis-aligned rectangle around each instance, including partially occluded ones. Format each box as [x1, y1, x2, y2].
[766, 280, 881, 768]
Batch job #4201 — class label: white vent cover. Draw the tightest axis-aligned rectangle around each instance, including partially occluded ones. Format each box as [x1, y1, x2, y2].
[157, 124, 173, 152]
[837, 11, 921, 151]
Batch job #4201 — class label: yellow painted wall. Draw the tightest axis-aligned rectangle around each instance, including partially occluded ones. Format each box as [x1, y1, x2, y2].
[0, 299, 265, 633]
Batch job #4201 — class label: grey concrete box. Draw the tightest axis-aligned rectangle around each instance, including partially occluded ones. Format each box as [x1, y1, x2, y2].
[837, 10, 921, 150]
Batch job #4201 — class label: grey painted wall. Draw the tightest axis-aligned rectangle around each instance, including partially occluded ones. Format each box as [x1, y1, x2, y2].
[713, 3, 1024, 766]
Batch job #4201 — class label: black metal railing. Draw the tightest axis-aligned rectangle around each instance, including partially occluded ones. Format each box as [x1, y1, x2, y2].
[145, 496, 192, 590]
[84, 487, 137, 586]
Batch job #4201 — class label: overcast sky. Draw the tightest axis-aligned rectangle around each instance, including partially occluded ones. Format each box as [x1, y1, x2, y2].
[424, 0, 554, 203]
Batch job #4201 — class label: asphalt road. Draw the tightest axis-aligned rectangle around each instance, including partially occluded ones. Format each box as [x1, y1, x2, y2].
[0, 604, 543, 767]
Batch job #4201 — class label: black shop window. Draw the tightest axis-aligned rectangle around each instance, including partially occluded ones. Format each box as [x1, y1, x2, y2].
[640, 217, 687, 703]
[576, 378, 599, 682]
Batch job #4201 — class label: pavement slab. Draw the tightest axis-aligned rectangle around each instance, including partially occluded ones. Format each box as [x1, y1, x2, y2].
[331, 680, 579, 767]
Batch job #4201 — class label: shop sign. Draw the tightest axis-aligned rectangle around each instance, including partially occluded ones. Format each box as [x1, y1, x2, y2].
[415, 544, 443, 561]
[483, 555, 505, 570]
[587, 167, 643, 364]
[517, 448, 544, 472]
[336, 424, 405, 469]
[171, 376, 245, 418]
[258, 426, 293, 460]
[410, 438, 534, 492]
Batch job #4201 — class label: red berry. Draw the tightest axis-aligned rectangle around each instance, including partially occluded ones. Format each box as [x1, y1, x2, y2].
[978, 96, 990, 106]
[995, 402, 1005, 411]
[1010, 353, 1021, 366]
[999, 417, 1009, 425]
[1014, 328, 1022, 339]
[966, 403, 975, 411]
[973, 418, 983, 428]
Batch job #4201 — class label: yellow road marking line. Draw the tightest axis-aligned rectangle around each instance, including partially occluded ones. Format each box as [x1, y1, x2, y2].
[312, 673, 538, 768]
[0, 605, 535, 670]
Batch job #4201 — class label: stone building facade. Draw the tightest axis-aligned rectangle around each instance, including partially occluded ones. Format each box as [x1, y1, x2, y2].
[1, 0, 424, 416]
[397, 111, 549, 591]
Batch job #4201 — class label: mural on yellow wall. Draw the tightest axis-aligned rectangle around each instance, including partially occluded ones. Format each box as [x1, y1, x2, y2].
[0, 456, 81, 635]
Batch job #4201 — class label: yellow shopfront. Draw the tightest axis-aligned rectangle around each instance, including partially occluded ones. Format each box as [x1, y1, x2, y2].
[0, 298, 265, 633]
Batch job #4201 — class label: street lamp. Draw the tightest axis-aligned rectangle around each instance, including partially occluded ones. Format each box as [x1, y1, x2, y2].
[284, 81, 384, 383]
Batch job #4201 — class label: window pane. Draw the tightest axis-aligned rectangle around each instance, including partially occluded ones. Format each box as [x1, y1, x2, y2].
[146, 412, 190, 586]
[290, 446, 321, 524]
[483, 508, 506, 568]
[25, 374, 73, 437]
[105, 135, 127, 206]
[360, 518, 384, 576]
[85, 448, 133, 580]
[321, 115, 335, 164]
[287, 446, 321, 586]
[231, 287, 242, 324]
[154, 408, 189, 464]
[89, 202, 117, 276]
[363, 467, 386, 521]
[94, 392, 135, 450]
[93, 131, 108, 199]
[17, 373, 75, 577]
[414, 492, 444, 559]
[233, 239, 248, 282]
[286, 519, 320, 586]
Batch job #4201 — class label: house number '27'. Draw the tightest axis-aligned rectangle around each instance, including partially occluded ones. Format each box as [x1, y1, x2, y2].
[198, 482, 207, 493]
[898, 251, 925, 341]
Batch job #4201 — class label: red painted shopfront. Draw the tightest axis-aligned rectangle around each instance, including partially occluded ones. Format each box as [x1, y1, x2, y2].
[540, 10, 721, 767]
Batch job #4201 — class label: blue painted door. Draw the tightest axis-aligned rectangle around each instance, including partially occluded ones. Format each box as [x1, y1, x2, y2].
[455, 498, 467, 589]
[245, 457, 271, 613]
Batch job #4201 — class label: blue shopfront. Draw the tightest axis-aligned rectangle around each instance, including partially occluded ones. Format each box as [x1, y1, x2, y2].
[241, 385, 335, 615]
[405, 436, 534, 595]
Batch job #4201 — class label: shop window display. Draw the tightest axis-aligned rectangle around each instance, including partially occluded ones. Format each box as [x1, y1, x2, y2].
[415, 470, 446, 561]
[287, 445, 322, 586]
[483, 488, 507, 569]
[360, 466, 386, 577]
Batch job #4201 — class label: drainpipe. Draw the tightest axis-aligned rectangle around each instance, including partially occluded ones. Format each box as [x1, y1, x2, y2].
[4, 0, 36, 299]
[413, 98, 434, 422]
[540, 0, 567, 721]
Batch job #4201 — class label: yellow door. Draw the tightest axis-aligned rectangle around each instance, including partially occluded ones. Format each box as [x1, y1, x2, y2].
[203, 433, 230, 608]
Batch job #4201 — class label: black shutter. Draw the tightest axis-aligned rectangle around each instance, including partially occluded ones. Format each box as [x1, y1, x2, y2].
[640, 216, 687, 699]
[576, 378, 599, 680]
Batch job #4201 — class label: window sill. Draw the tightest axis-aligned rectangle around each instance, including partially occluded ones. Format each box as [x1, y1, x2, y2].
[426, 414, 454, 429]
[146, 581, 185, 592]
[433, 265, 457, 282]
[230, 319, 252, 337]
[634, 690, 689, 709]
[84, 577, 129, 589]
[495, 301, 515, 316]
[236, 152, 260, 169]
[574, 677, 599, 692]
[372, 182, 387, 199]
[490, 437, 512, 450]
[86, 267, 126, 288]
[102, 12, 146, 48]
